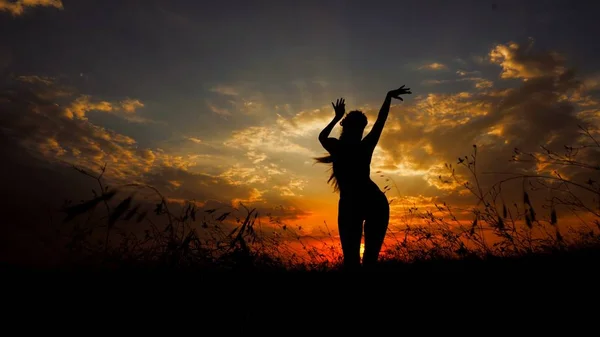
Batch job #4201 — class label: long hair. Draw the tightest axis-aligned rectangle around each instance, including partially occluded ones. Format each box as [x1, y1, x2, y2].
[314, 110, 367, 192]
[314, 153, 338, 191]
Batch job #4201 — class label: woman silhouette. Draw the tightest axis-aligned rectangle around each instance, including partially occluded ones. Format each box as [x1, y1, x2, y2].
[316, 86, 411, 269]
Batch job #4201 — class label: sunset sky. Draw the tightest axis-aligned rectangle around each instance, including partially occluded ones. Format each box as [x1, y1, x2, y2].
[2, 0, 600, 256]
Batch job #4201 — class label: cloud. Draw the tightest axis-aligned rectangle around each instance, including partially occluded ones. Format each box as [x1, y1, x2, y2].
[210, 80, 332, 118]
[220, 165, 268, 186]
[272, 178, 307, 197]
[186, 137, 202, 144]
[0, 0, 63, 16]
[419, 62, 447, 71]
[472, 55, 487, 65]
[453, 58, 467, 65]
[247, 150, 267, 163]
[489, 41, 566, 80]
[220, 118, 315, 200]
[1, 77, 311, 225]
[0, 80, 194, 183]
[475, 79, 493, 89]
[218, 161, 306, 199]
[231, 188, 264, 208]
[206, 82, 266, 117]
[422, 77, 493, 89]
[207, 102, 231, 117]
[275, 108, 334, 137]
[142, 165, 309, 221]
[224, 125, 315, 157]
[375, 41, 599, 212]
[62, 95, 113, 119]
[5, 38, 599, 246]
[234, 99, 264, 115]
[120, 98, 144, 113]
[17, 75, 54, 85]
[210, 85, 239, 96]
[582, 74, 600, 92]
[456, 70, 481, 77]
[60, 94, 152, 123]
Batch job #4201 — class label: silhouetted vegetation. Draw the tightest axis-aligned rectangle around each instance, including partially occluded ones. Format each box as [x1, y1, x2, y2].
[44, 127, 600, 272]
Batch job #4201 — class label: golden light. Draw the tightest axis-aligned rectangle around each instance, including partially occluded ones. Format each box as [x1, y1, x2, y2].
[360, 242, 365, 259]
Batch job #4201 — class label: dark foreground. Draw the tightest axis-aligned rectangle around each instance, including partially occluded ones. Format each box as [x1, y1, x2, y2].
[2, 248, 598, 334]
[3, 246, 600, 283]
[3, 245, 600, 273]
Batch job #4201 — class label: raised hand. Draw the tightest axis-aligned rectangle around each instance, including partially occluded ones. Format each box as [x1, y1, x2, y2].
[388, 85, 412, 101]
[332, 97, 345, 119]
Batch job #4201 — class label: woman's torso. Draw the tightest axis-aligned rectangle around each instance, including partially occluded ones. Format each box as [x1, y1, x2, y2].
[332, 142, 382, 198]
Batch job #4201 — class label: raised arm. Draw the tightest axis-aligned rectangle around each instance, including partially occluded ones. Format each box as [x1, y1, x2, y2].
[363, 85, 411, 151]
[319, 98, 345, 153]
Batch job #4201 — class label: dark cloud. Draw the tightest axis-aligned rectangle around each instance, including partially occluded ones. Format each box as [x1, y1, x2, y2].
[0, 76, 318, 264]
[0, 77, 310, 228]
[377, 41, 600, 211]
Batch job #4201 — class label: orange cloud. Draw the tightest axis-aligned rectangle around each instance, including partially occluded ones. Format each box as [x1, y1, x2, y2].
[475, 79, 493, 89]
[0, 0, 63, 16]
[63, 95, 113, 119]
[489, 41, 566, 80]
[61, 95, 151, 123]
[5, 38, 599, 243]
[5, 89, 302, 220]
[422, 77, 493, 89]
[246, 150, 267, 164]
[186, 137, 203, 144]
[120, 98, 144, 114]
[220, 165, 268, 186]
[370, 41, 599, 223]
[273, 178, 307, 197]
[419, 62, 447, 70]
[218, 160, 306, 200]
[225, 125, 315, 157]
[231, 188, 265, 208]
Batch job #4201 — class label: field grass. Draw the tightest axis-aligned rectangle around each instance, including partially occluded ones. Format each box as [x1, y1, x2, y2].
[5, 141, 600, 276]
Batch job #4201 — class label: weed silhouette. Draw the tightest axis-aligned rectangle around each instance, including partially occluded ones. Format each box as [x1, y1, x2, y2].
[48, 124, 600, 273]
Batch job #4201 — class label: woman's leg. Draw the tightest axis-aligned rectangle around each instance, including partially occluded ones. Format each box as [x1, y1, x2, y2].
[363, 193, 390, 268]
[338, 197, 363, 270]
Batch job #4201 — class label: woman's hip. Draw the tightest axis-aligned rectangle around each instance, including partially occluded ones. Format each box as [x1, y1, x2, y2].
[339, 190, 388, 209]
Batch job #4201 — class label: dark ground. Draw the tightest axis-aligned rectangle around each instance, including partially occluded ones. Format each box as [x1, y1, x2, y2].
[2, 248, 598, 335]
